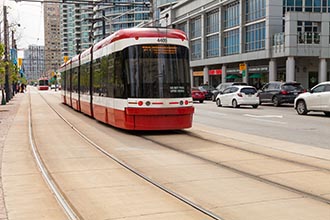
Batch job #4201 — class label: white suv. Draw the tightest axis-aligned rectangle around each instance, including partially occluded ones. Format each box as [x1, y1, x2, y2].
[294, 81, 330, 116]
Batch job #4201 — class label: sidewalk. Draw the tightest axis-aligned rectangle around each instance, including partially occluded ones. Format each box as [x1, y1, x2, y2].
[0, 94, 23, 220]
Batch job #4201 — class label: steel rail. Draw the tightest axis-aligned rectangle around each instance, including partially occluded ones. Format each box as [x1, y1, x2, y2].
[28, 89, 80, 220]
[38, 92, 224, 220]
[140, 131, 330, 205]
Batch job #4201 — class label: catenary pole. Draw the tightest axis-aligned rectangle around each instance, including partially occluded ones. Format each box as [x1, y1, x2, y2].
[3, 6, 11, 103]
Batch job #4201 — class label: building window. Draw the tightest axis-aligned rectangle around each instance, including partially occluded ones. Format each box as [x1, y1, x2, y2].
[178, 22, 188, 34]
[206, 34, 219, 58]
[245, 22, 265, 52]
[224, 29, 240, 55]
[297, 21, 321, 44]
[206, 9, 219, 34]
[224, 2, 240, 29]
[191, 39, 201, 60]
[190, 17, 201, 39]
[246, 0, 266, 22]
[283, 0, 329, 13]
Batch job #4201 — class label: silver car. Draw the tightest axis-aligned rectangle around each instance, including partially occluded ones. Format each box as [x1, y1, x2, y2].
[294, 81, 330, 116]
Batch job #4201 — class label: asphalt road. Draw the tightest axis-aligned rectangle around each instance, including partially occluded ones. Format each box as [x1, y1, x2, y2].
[192, 100, 330, 150]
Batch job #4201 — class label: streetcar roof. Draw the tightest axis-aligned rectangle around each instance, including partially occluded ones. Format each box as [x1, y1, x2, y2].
[93, 27, 188, 52]
[81, 47, 92, 58]
[58, 28, 188, 70]
[72, 54, 79, 62]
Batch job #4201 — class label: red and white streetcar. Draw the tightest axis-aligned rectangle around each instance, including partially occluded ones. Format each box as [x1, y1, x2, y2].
[58, 28, 194, 130]
[37, 77, 49, 90]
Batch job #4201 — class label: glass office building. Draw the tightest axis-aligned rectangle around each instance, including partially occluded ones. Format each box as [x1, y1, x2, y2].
[161, 0, 330, 89]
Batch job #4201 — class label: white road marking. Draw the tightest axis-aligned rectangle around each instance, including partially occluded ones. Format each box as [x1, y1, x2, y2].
[244, 114, 283, 118]
[244, 114, 287, 124]
[251, 118, 287, 125]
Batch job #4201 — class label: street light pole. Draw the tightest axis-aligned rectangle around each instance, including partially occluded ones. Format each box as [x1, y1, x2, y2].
[3, 6, 11, 103]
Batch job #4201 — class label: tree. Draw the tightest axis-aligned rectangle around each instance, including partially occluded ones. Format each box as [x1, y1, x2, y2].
[1, 43, 6, 104]
[0, 44, 5, 85]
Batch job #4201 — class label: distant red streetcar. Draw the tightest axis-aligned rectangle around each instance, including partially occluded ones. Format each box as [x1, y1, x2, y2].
[58, 28, 194, 130]
[37, 77, 49, 90]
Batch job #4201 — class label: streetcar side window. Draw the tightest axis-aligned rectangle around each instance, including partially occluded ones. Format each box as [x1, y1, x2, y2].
[107, 53, 115, 97]
[114, 51, 127, 98]
[93, 55, 113, 97]
[93, 58, 103, 96]
[80, 62, 90, 95]
[72, 66, 79, 93]
[61, 71, 66, 91]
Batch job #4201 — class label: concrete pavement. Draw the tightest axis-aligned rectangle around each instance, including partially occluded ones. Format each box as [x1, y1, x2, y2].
[0, 93, 67, 220]
[0, 93, 22, 220]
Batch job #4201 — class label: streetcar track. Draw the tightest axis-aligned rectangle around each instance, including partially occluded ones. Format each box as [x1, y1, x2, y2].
[36, 90, 224, 219]
[182, 129, 330, 172]
[27, 89, 81, 220]
[40, 91, 330, 213]
[139, 131, 330, 205]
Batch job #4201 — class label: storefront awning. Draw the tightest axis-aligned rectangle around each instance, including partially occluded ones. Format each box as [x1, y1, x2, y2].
[249, 73, 262, 78]
[226, 74, 240, 79]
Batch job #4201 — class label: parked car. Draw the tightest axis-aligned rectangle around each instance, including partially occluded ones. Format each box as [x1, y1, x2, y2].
[211, 82, 247, 101]
[198, 85, 215, 100]
[215, 85, 259, 108]
[294, 81, 330, 116]
[191, 87, 206, 103]
[258, 81, 305, 106]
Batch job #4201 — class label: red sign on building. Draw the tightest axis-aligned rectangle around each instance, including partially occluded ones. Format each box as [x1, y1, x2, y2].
[209, 69, 222, 75]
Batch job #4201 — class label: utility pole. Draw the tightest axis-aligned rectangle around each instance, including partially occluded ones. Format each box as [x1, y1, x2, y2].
[150, 0, 154, 26]
[3, 6, 11, 103]
[102, 10, 106, 39]
[12, 30, 18, 96]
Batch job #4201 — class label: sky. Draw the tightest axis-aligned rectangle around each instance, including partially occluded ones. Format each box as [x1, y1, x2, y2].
[1, 0, 44, 53]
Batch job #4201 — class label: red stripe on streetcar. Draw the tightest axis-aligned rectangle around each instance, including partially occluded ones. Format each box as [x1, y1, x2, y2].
[169, 102, 179, 104]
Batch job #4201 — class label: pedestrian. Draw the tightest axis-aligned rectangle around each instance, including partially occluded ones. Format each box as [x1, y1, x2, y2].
[20, 83, 25, 93]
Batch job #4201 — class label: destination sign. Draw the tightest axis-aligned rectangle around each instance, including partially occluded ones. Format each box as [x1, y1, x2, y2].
[142, 45, 177, 54]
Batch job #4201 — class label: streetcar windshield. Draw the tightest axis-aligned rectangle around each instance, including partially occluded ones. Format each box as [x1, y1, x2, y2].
[124, 44, 191, 98]
[39, 79, 49, 86]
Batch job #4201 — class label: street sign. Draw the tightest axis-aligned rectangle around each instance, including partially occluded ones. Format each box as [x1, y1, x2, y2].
[239, 63, 246, 77]
[239, 63, 246, 71]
